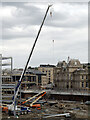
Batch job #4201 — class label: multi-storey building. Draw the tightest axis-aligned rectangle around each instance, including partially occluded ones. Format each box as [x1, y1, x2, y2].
[12, 68, 47, 90]
[54, 59, 89, 92]
[38, 64, 55, 84]
[54, 61, 67, 90]
[73, 68, 88, 91]
[66, 59, 83, 90]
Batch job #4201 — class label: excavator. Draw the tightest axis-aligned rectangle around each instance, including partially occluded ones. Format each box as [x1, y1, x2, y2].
[1, 5, 52, 116]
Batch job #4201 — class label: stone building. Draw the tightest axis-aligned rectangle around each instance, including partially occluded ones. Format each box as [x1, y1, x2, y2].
[54, 59, 89, 92]
[38, 64, 55, 84]
[54, 61, 67, 90]
[73, 68, 88, 91]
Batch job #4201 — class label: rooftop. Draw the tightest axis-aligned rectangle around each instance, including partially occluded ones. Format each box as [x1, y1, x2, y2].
[12, 69, 46, 75]
[40, 64, 56, 68]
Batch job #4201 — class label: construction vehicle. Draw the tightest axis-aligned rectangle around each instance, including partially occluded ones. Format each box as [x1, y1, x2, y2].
[0, 103, 31, 115]
[1, 5, 52, 117]
[21, 91, 46, 109]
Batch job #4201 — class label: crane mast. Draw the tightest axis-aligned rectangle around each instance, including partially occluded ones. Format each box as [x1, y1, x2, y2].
[11, 5, 52, 116]
[12, 5, 52, 102]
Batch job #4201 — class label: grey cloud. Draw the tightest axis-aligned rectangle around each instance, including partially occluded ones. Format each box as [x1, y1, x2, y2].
[2, 3, 45, 39]
[2, 2, 25, 7]
[46, 7, 88, 28]
[2, 2, 44, 28]
[46, 17, 87, 28]
[2, 2, 88, 67]
[2, 2, 88, 40]
[2, 29, 35, 40]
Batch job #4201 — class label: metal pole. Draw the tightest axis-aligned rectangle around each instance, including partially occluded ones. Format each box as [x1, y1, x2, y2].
[20, 84, 21, 111]
[0, 54, 2, 120]
[14, 84, 16, 117]
[13, 5, 52, 117]
[11, 57, 13, 82]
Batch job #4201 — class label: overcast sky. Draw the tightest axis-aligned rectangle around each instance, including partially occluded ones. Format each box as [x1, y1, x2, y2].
[1, 2, 88, 68]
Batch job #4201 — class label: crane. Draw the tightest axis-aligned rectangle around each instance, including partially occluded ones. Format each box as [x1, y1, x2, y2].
[1, 5, 52, 117]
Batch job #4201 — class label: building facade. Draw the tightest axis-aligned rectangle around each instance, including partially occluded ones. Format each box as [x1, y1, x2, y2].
[12, 68, 47, 90]
[54, 59, 89, 92]
[73, 68, 88, 91]
[38, 64, 55, 85]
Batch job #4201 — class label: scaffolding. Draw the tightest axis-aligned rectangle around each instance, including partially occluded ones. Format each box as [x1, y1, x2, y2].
[2, 56, 15, 103]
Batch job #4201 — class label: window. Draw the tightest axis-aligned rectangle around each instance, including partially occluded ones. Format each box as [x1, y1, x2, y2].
[49, 73, 51, 75]
[86, 75, 88, 80]
[38, 75, 41, 83]
[31, 77, 33, 82]
[67, 85, 69, 89]
[28, 77, 31, 82]
[82, 82, 84, 88]
[82, 75, 83, 80]
[71, 75, 72, 80]
[86, 82, 88, 88]
[71, 85, 72, 88]
[33, 76, 36, 82]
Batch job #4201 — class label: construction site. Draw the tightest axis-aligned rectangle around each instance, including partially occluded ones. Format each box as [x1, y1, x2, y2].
[1, 99, 89, 120]
[1, 4, 90, 120]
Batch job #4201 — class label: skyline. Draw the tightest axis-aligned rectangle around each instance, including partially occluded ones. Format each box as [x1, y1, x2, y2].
[1, 2, 88, 68]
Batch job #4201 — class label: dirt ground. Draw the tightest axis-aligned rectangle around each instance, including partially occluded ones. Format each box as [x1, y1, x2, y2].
[2, 100, 89, 120]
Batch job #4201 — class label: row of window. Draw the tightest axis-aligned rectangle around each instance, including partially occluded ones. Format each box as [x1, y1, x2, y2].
[57, 74, 88, 80]
[2, 78, 12, 83]
[42, 70, 51, 74]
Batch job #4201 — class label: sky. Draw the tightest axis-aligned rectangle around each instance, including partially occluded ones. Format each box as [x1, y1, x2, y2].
[1, 2, 88, 68]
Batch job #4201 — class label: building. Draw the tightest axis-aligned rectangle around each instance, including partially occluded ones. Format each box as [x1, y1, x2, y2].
[54, 59, 89, 92]
[2, 66, 47, 102]
[54, 61, 67, 90]
[73, 68, 88, 91]
[12, 68, 47, 90]
[38, 64, 55, 84]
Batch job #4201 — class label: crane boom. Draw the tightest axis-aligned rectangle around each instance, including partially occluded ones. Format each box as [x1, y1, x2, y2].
[12, 5, 52, 103]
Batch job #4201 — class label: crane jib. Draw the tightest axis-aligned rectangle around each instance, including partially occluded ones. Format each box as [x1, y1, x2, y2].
[12, 4, 52, 107]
